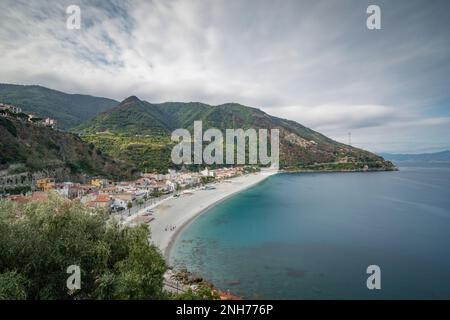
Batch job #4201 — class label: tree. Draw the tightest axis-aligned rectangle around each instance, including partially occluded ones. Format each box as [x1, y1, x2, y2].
[127, 201, 133, 214]
[171, 285, 220, 300]
[0, 193, 167, 300]
[0, 272, 27, 300]
[201, 176, 215, 184]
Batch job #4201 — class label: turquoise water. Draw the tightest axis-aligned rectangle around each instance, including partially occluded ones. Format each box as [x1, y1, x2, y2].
[171, 166, 450, 299]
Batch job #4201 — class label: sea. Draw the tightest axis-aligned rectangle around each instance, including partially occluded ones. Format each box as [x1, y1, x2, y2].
[170, 164, 450, 299]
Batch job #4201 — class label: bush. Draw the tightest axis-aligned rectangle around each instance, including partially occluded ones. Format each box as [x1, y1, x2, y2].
[0, 193, 167, 300]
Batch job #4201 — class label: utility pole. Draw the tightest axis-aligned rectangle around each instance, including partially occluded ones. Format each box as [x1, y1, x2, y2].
[348, 132, 352, 146]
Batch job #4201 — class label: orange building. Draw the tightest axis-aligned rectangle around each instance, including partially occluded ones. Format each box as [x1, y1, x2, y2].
[36, 178, 56, 192]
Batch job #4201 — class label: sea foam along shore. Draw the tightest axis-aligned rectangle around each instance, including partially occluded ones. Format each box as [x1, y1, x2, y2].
[148, 168, 278, 262]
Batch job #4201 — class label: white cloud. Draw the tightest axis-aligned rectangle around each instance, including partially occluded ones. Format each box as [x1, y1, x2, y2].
[0, 0, 449, 153]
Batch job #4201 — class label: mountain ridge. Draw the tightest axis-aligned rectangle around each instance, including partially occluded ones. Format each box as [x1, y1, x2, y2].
[0, 83, 396, 172]
[0, 83, 119, 129]
[381, 150, 450, 163]
[77, 96, 396, 172]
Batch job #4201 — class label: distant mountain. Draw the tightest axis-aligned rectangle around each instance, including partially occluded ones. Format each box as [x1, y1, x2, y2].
[381, 150, 450, 163]
[0, 84, 119, 129]
[77, 96, 396, 172]
[0, 116, 138, 179]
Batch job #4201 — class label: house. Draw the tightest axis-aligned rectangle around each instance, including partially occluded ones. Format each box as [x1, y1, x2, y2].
[111, 198, 128, 211]
[114, 192, 135, 202]
[78, 184, 98, 195]
[134, 190, 147, 201]
[91, 178, 108, 188]
[9, 191, 49, 204]
[150, 182, 169, 192]
[43, 118, 57, 128]
[54, 182, 80, 199]
[166, 180, 176, 192]
[200, 168, 214, 177]
[101, 186, 118, 194]
[0, 103, 22, 114]
[36, 178, 56, 192]
[88, 194, 112, 208]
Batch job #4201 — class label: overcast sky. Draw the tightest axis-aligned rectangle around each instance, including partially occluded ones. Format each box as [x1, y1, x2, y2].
[1, 0, 449, 153]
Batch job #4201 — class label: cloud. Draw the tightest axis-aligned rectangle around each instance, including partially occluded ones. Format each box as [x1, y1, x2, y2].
[0, 0, 449, 153]
[268, 104, 405, 130]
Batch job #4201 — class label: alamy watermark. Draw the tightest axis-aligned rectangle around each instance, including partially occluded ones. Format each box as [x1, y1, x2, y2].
[171, 121, 279, 168]
[367, 5, 381, 30]
[66, 264, 81, 291]
[366, 265, 381, 290]
[66, 5, 81, 30]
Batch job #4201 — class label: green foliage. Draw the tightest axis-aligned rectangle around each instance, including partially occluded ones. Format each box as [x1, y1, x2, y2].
[172, 285, 220, 300]
[1, 186, 32, 195]
[0, 117, 17, 137]
[0, 84, 118, 129]
[0, 272, 28, 300]
[243, 166, 261, 174]
[150, 190, 164, 198]
[81, 133, 174, 173]
[1, 83, 395, 173]
[200, 176, 215, 184]
[0, 194, 167, 300]
[76, 98, 395, 172]
[0, 117, 137, 178]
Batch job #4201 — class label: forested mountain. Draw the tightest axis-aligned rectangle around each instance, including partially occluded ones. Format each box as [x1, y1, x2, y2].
[0, 84, 118, 129]
[0, 83, 395, 173]
[77, 96, 396, 172]
[0, 116, 137, 179]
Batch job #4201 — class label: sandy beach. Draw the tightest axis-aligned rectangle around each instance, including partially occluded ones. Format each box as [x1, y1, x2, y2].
[146, 168, 277, 261]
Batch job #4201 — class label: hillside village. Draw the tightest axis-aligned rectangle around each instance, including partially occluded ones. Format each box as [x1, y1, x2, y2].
[0, 102, 57, 128]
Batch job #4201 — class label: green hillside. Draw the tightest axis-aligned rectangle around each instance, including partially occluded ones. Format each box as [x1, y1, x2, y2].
[0, 117, 138, 179]
[77, 96, 396, 172]
[0, 84, 119, 129]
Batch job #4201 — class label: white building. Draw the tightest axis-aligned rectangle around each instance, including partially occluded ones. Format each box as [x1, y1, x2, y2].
[44, 118, 57, 128]
[200, 168, 214, 177]
[112, 198, 128, 210]
[165, 180, 176, 192]
[0, 103, 22, 114]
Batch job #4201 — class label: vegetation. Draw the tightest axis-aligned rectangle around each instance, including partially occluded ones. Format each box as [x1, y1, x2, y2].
[0, 117, 138, 179]
[0, 84, 396, 173]
[81, 133, 174, 173]
[200, 176, 215, 184]
[0, 194, 219, 300]
[1, 186, 32, 195]
[76, 96, 396, 172]
[0, 194, 167, 299]
[174, 286, 220, 300]
[0, 83, 118, 129]
[169, 268, 220, 300]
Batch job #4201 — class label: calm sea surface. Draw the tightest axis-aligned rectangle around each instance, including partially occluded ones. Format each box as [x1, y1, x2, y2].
[170, 165, 450, 299]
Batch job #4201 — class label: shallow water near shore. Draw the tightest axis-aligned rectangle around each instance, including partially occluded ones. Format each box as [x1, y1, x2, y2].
[170, 166, 450, 299]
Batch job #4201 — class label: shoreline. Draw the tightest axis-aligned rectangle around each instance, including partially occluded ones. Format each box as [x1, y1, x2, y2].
[147, 168, 277, 263]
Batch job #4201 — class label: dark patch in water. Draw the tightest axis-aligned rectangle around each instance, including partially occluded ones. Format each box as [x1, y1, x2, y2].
[285, 267, 306, 278]
[226, 279, 241, 286]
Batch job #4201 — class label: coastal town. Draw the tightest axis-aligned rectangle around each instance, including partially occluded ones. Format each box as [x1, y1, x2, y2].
[0, 101, 255, 218]
[2, 166, 251, 217]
